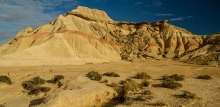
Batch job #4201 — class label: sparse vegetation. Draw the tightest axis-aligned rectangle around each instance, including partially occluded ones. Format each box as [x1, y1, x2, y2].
[0, 76, 12, 85]
[109, 82, 119, 88]
[28, 87, 51, 95]
[133, 72, 151, 79]
[53, 75, 64, 83]
[161, 78, 182, 89]
[197, 75, 212, 80]
[141, 79, 150, 87]
[152, 101, 166, 106]
[162, 74, 185, 81]
[177, 91, 197, 99]
[103, 72, 120, 77]
[22, 76, 45, 90]
[87, 71, 102, 81]
[142, 90, 152, 95]
[100, 79, 108, 83]
[22, 76, 50, 95]
[123, 79, 142, 93]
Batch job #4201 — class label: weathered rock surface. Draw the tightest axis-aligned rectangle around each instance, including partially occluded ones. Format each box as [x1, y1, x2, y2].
[0, 6, 218, 66]
[180, 33, 220, 65]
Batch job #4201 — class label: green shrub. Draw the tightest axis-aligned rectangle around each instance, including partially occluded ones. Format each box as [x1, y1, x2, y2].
[162, 74, 185, 81]
[197, 75, 212, 80]
[103, 72, 120, 77]
[178, 91, 197, 99]
[133, 72, 151, 79]
[161, 78, 182, 89]
[141, 79, 150, 87]
[0, 76, 12, 85]
[87, 71, 102, 81]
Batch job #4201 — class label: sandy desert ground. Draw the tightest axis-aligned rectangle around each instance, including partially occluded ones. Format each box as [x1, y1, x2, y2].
[0, 59, 219, 107]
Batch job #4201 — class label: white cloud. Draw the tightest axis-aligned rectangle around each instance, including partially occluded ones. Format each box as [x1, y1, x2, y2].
[154, 13, 173, 16]
[152, 0, 162, 7]
[170, 16, 193, 21]
[0, 0, 79, 44]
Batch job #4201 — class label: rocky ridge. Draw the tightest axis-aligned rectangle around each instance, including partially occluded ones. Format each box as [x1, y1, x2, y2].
[0, 6, 218, 66]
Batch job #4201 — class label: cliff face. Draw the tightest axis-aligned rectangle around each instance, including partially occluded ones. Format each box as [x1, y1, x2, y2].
[0, 6, 215, 66]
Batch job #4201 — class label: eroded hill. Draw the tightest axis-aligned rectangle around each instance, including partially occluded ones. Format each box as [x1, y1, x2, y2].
[0, 6, 218, 66]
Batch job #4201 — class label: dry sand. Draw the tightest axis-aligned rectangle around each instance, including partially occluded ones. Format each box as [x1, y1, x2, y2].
[0, 59, 219, 107]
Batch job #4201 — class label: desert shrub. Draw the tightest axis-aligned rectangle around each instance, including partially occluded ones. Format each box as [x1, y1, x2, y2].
[162, 74, 185, 81]
[103, 72, 120, 77]
[153, 101, 166, 106]
[53, 75, 64, 83]
[141, 79, 150, 87]
[161, 78, 182, 89]
[32, 76, 45, 86]
[123, 79, 142, 93]
[133, 72, 151, 79]
[22, 76, 45, 90]
[197, 75, 212, 80]
[109, 82, 119, 88]
[58, 81, 63, 88]
[87, 71, 102, 81]
[28, 87, 51, 95]
[0, 76, 12, 85]
[22, 76, 50, 95]
[100, 79, 108, 83]
[178, 91, 197, 99]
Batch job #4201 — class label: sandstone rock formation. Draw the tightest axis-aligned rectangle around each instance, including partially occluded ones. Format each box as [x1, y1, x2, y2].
[0, 6, 217, 66]
[180, 33, 220, 65]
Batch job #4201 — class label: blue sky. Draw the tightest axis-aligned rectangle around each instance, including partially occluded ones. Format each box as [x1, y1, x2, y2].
[0, 0, 219, 44]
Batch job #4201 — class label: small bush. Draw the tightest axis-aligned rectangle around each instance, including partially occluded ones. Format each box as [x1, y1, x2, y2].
[197, 75, 212, 80]
[141, 79, 150, 87]
[53, 75, 64, 83]
[22, 76, 50, 95]
[22, 76, 45, 90]
[0, 76, 12, 85]
[161, 79, 182, 89]
[32, 77, 45, 86]
[103, 72, 120, 77]
[178, 91, 197, 99]
[133, 72, 151, 79]
[162, 74, 184, 81]
[123, 79, 142, 93]
[87, 71, 102, 81]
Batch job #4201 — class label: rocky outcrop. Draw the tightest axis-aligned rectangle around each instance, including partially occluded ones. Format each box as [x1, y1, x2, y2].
[0, 6, 215, 66]
[180, 33, 220, 65]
